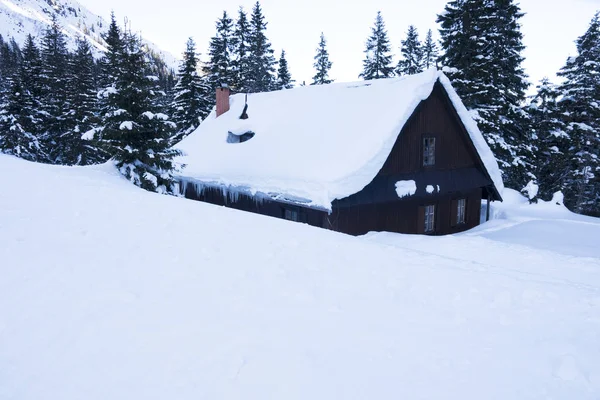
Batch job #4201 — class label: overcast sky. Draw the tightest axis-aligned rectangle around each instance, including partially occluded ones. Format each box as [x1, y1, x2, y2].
[81, 0, 600, 90]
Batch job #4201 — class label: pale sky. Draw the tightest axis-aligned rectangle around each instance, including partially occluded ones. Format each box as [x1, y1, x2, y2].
[81, 0, 600, 90]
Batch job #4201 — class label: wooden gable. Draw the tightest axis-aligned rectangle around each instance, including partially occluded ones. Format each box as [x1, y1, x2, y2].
[329, 80, 500, 236]
[380, 81, 481, 175]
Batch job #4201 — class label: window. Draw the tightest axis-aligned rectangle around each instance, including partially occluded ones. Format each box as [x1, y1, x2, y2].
[424, 205, 435, 233]
[284, 208, 298, 222]
[456, 198, 466, 225]
[423, 137, 436, 166]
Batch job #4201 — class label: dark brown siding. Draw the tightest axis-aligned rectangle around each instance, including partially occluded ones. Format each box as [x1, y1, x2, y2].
[379, 83, 480, 175]
[330, 82, 490, 235]
[330, 188, 481, 236]
[182, 182, 328, 228]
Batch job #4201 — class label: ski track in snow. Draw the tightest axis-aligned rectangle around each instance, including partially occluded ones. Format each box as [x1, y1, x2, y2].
[0, 155, 599, 400]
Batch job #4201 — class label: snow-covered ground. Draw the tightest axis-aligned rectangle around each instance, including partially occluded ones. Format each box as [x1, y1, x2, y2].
[1, 154, 599, 399]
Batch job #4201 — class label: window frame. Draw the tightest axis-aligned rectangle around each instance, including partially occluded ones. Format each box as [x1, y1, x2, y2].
[424, 204, 436, 233]
[422, 137, 436, 167]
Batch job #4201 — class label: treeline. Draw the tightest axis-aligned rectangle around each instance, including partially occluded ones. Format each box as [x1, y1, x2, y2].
[0, 14, 180, 192]
[0, 0, 599, 216]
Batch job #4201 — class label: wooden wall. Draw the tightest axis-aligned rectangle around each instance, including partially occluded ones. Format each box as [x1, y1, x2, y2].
[182, 183, 328, 229]
[379, 82, 481, 175]
[330, 81, 491, 236]
[330, 188, 482, 236]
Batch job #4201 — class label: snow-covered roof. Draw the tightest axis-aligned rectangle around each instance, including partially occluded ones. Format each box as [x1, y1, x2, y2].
[176, 68, 504, 210]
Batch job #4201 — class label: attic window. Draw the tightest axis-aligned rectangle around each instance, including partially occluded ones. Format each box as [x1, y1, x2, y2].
[423, 137, 436, 166]
[227, 131, 255, 143]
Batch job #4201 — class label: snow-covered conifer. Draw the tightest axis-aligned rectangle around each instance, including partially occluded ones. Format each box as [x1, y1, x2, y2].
[437, 0, 531, 189]
[275, 49, 294, 90]
[99, 12, 124, 89]
[359, 11, 394, 80]
[232, 7, 251, 92]
[526, 78, 570, 202]
[312, 33, 333, 85]
[171, 37, 211, 144]
[60, 37, 106, 165]
[39, 16, 72, 163]
[556, 12, 600, 215]
[100, 30, 181, 193]
[247, 1, 277, 92]
[0, 76, 42, 160]
[396, 25, 423, 75]
[203, 11, 235, 94]
[421, 29, 438, 69]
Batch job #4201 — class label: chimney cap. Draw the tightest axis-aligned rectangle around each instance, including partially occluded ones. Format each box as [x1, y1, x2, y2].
[218, 82, 230, 89]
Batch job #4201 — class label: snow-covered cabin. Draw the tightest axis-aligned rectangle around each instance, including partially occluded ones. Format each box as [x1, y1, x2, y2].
[176, 68, 504, 235]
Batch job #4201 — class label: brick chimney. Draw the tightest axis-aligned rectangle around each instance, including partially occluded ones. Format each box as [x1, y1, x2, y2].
[216, 84, 230, 117]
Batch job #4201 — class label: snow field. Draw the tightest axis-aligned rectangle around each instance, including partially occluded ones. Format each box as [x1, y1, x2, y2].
[0, 155, 599, 399]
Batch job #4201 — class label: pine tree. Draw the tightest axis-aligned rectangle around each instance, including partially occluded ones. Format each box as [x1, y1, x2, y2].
[312, 32, 333, 85]
[231, 7, 251, 92]
[39, 15, 71, 161]
[359, 11, 394, 80]
[526, 78, 570, 202]
[437, 0, 531, 190]
[275, 50, 294, 89]
[556, 12, 600, 215]
[247, 1, 277, 92]
[100, 30, 181, 193]
[171, 37, 211, 144]
[0, 75, 42, 160]
[396, 25, 423, 75]
[203, 11, 235, 93]
[421, 29, 439, 69]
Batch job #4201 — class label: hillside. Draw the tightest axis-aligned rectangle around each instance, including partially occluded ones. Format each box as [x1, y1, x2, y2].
[0, 154, 599, 399]
[0, 0, 177, 66]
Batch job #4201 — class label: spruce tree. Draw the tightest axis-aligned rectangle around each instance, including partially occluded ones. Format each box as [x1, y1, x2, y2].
[203, 11, 235, 93]
[61, 37, 106, 165]
[437, 0, 531, 190]
[171, 37, 211, 144]
[20, 35, 43, 100]
[39, 15, 71, 161]
[232, 7, 251, 92]
[396, 25, 423, 75]
[0, 35, 21, 83]
[422, 29, 439, 69]
[99, 12, 124, 89]
[312, 32, 333, 85]
[247, 1, 277, 92]
[556, 12, 600, 215]
[275, 50, 294, 89]
[526, 78, 570, 202]
[100, 30, 181, 193]
[97, 12, 124, 145]
[0, 34, 18, 93]
[359, 11, 394, 80]
[0, 75, 42, 160]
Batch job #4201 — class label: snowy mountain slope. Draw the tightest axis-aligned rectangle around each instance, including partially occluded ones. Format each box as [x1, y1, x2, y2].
[0, 0, 177, 66]
[0, 154, 599, 399]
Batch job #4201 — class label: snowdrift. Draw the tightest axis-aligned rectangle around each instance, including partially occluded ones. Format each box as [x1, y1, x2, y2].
[0, 155, 599, 400]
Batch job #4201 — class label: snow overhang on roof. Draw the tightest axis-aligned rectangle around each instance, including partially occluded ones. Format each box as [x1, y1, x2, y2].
[176, 68, 504, 210]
